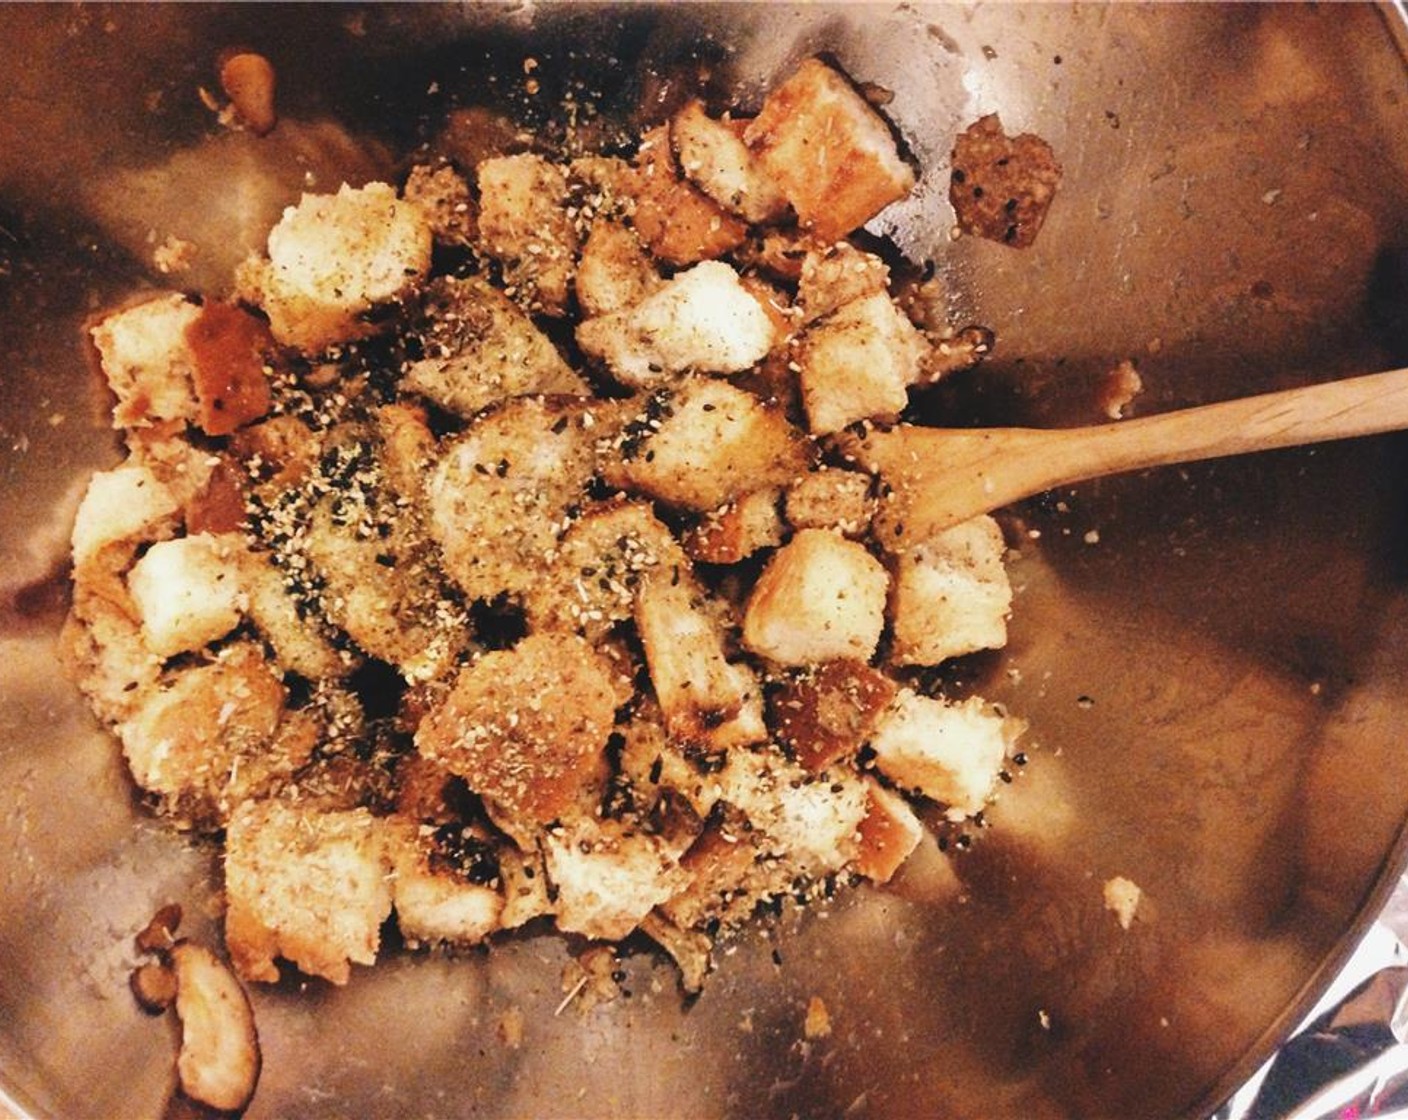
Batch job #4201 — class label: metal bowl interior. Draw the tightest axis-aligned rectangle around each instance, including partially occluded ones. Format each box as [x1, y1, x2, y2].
[2, 4, 1408, 1118]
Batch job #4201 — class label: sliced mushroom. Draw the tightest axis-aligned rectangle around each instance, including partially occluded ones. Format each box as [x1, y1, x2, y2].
[170, 941, 261, 1114]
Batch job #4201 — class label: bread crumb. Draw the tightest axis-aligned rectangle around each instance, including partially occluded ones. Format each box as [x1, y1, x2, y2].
[498, 1005, 525, 1049]
[1097, 358, 1143, 420]
[1103, 875, 1142, 930]
[803, 995, 832, 1039]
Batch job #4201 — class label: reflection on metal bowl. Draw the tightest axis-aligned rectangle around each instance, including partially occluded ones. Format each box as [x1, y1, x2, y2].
[2, 4, 1408, 1118]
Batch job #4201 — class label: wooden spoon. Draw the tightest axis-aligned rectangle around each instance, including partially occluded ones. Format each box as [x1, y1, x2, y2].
[839, 366, 1408, 550]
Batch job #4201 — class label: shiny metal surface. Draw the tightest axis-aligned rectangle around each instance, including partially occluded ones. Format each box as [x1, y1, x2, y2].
[2, 4, 1408, 1118]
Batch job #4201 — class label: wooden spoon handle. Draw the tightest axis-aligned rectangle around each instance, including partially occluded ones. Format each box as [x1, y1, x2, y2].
[851, 366, 1408, 547]
[1051, 365, 1408, 482]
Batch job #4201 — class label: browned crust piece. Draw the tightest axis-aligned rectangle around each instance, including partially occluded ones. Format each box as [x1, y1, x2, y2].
[414, 633, 623, 825]
[949, 113, 1061, 248]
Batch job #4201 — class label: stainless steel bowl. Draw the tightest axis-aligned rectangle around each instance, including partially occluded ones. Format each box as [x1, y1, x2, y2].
[3, 5, 1408, 1117]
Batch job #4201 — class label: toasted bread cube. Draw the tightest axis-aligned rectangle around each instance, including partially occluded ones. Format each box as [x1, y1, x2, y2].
[225, 799, 393, 985]
[742, 529, 888, 666]
[889, 515, 1011, 666]
[575, 218, 661, 318]
[744, 59, 915, 243]
[476, 153, 578, 316]
[603, 378, 810, 512]
[639, 913, 713, 995]
[797, 243, 891, 324]
[116, 642, 312, 828]
[543, 818, 689, 941]
[683, 488, 785, 565]
[635, 566, 767, 752]
[784, 468, 875, 537]
[913, 324, 995, 386]
[236, 182, 432, 353]
[71, 464, 181, 573]
[184, 457, 250, 537]
[615, 697, 722, 825]
[524, 500, 685, 641]
[798, 292, 930, 435]
[715, 744, 866, 876]
[184, 302, 275, 436]
[855, 778, 924, 884]
[90, 294, 201, 429]
[414, 633, 622, 825]
[670, 101, 789, 225]
[61, 582, 161, 726]
[867, 691, 1011, 819]
[498, 842, 554, 929]
[228, 412, 321, 493]
[402, 275, 586, 418]
[734, 227, 827, 283]
[239, 549, 352, 681]
[621, 126, 750, 267]
[660, 818, 779, 932]
[576, 261, 775, 388]
[295, 430, 467, 682]
[373, 402, 438, 504]
[402, 162, 477, 248]
[770, 659, 897, 771]
[127, 533, 245, 658]
[384, 820, 505, 948]
[427, 397, 599, 601]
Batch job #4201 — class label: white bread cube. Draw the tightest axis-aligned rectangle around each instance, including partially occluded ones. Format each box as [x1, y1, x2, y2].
[225, 799, 393, 985]
[635, 566, 767, 752]
[744, 58, 915, 243]
[543, 819, 688, 941]
[236, 182, 432, 353]
[670, 100, 789, 225]
[889, 514, 1012, 666]
[742, 528, 888, 666]
[867, 691, 1011, 820]
[384, 821, 505, 948]
[575, 261, 774, 388]
[715, 745, 866, 877]
[855, 778, 924, 884]
[784, 467, 875, 537]
[71, 464, 181, 572]
[797, 244, 890, 324]
[476, 153, 578, 316]
[799, 292, 930, 435]
[89, 293, 201, 428]
[575, 218, 661, 318]
[401, 274, 586, 418]
[127, 533, 245, 658]
[603, 378, 810, 512]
